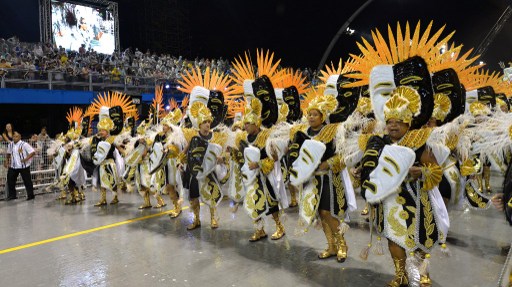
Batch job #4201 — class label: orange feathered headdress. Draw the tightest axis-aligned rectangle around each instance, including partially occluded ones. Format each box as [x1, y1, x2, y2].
[346, 20, 455, 87]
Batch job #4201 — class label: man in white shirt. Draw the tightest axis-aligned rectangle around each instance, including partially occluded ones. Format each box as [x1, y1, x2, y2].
[4, 132, 36, 200]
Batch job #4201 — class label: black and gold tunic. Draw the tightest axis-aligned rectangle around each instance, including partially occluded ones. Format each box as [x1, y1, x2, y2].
[370, 130, 443, 253]
[307, 126, 347, 217]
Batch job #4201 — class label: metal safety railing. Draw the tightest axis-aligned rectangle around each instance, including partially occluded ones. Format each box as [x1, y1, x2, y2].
[0, 68, 166, 94]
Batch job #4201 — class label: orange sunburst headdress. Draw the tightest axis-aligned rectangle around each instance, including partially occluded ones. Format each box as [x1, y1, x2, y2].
[65, 106, 84, 140]
[278, 69, 309, 94]
[346, 21, 453, 128]
[230, 51, 256, 95]
[66, 106, 83, 128]
[463, 69, 502, 92]
[428, 43, 481, 76]
[226, 96, 246, 122]
[87, 91, 137, 134]
[87, 91, 137, 119]
[463, 69, 502, 109]
[495, 80, 512, 97]
[274, 69, 309, 123]
[177, 67, 209, 106]
[230, 49, 285, 97]
[178, 67, 234, 128]
[256, 49, 285, 83]
[319, 58, 357, 95]
[346, 20, 454, 87]
[152, 85, 165, 119]
[429, 44, 482, 123]
[177, 67, 234, 106]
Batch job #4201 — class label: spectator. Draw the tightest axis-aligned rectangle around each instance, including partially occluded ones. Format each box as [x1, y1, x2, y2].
[0, 57, 11, 68]
[28, 134, 43, 183]
[5, 131, 35, 200]
[2, 123, 14, 142]
[38, 126, 50, 142]
[111, 66, 121, 82]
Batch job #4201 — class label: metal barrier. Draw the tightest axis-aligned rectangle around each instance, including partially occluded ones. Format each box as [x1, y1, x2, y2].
[0, 68, 169, 94]
[0, 139, 56, 199]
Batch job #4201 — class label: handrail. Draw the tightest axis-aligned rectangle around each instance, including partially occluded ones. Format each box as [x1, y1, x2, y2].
[0, 67, 181, 93]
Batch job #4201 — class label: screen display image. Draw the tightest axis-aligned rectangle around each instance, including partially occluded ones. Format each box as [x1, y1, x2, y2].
[51, 0, 115, 54]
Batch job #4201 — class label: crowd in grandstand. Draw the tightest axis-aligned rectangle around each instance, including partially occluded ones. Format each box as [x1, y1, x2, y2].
[0, 36, 318, 83]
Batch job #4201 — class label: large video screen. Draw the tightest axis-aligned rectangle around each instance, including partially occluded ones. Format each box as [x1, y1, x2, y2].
[51, 1, 115, 54]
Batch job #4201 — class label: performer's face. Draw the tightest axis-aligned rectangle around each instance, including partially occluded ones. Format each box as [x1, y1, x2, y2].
[98, 129, 109, 139]
[162, 124, 171, 133]
[199, 120, 211, 134]
[244, 122, 259, 135]
[307, 109, 323, 129]
[386, 119, 409, 141]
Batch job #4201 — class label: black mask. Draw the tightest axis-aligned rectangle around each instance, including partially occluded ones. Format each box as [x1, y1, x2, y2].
[329, 72, 360, 123]
[80, 117, 90, 137]
[252, 75, 278, 128]
[432, 68, 464, 124]
[477, 86, 496, 108]
[109, 106, 124, 135]
[283, 86, 302, 123]
[207, 90, 225, 128]
[393, 56, 434, 129]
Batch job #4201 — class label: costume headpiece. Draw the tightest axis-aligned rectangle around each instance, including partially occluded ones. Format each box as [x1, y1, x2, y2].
[243, 98, 262, 127]
[189, 101, 213, 128]
[226, 96, 245, 119]
[431, 93, 452, 122]
[463, 69, 500, 109]
[469, 101, 491, 117]
[384, 86, 421, 124]
[319, 58, 355, 96]
[161, 108, 182, 127]
[87, 91, 137, 135]
[231, 49, 284, 128]
[430, 44, 481, 123]
[178, 67, 233, 128]
[253, 49, 285, 128]
[496, 95, 509, 112]
[66, 106, 83, 130]
[97, 117, 115, 131]
[318, 59, 361, 123]
[151, 85, 165, 122]
[230, 51, 256, 96]
[65, 106, 83, 140]
[347, 21, 454, 129]
[276, 69, 308, 123]
[304, 87, 338, 122]
[356, 96, 373, 116]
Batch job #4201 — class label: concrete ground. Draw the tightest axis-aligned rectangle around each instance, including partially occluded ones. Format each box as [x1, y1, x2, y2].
[0, 188, 510, 287]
